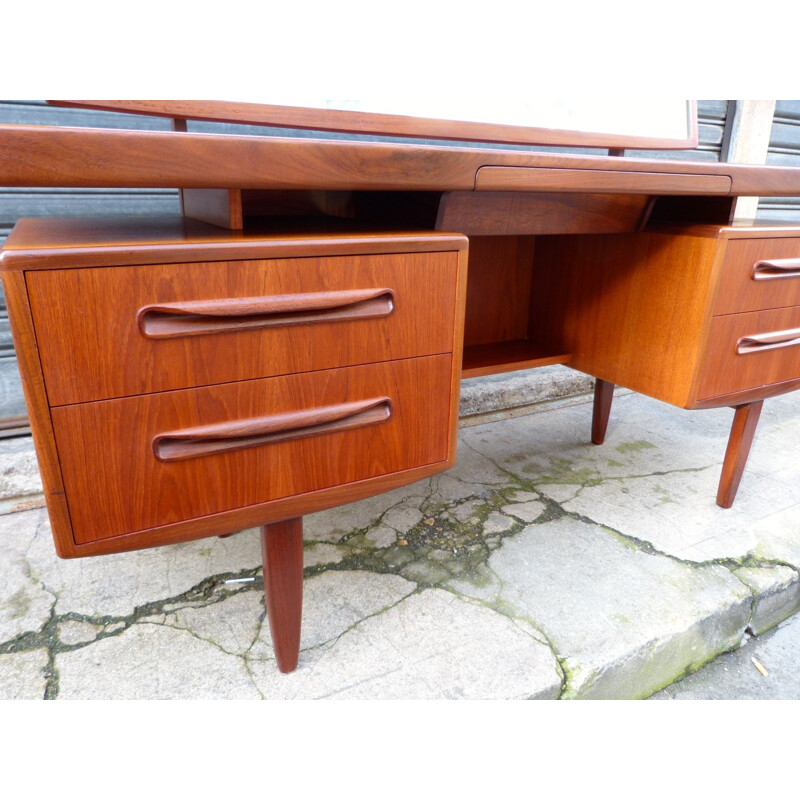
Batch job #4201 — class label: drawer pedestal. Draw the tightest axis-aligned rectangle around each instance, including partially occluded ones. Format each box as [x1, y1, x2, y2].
[534, 224, 800, 508]
[0, 219, 468, 672]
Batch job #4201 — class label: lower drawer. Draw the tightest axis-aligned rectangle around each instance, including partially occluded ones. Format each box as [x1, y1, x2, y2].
[51, 356, 453, 544]
[697, 306, 800, 400]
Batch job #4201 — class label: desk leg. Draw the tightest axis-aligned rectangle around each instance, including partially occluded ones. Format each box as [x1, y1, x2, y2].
[717, 401, 763, 509]
[592, 379, 615, 445]
[261, 517, 304, 673]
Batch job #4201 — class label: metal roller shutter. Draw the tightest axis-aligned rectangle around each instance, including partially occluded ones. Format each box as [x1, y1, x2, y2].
[758, 100, 800, 222]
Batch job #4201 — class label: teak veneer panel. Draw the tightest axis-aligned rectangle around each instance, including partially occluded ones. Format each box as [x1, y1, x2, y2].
[714, 236, 800, 315]
[49, 100, 701, 150]
[27, 250, 460, 405]
[6, 124, 800, 197]
[698, 306, 800, 400]
[462, 341, 570, 378]
[0, 217, 467, 271]
[463, 236, 535, 348]
[475, 167, 733, 195]
[436, 191, 649, 236]
[0, 270, 73, 539]
[531, 232, 721, 408]
[52, 356, 453, 544]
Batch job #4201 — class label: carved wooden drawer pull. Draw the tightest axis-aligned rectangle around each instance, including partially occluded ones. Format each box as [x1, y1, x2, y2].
[138, 288, 396, 338]
[737, 326, 800, 355]
[752, 258, 800, 281]
[153, 397, 393, 461]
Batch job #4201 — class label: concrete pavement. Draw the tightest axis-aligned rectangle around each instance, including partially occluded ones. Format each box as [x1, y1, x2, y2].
[2, 367, 799, 699]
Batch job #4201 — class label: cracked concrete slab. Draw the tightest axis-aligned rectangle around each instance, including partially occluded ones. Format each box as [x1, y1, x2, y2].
[0, 509, 55, 642]
[249, 589, 562, 699]
[251, 571, 416, 656]
[2, 384, 800, 699]
[57, 623, 262, 699]
[167, 589, 264, 656]
[20, 510, 263, 618]
[733, 566, 800, 636]
[471, 518, 752, 699]
[653, 612, 800, 700]
[502, 500, 546, 523]
[0, 650, 49, 699]
[0, 437, 43, 506]
[0, 555, 54, 642]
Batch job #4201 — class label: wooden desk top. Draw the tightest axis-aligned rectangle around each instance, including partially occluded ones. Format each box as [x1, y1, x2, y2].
[3, 121, 800, 197]
[0, 216, 466, 271]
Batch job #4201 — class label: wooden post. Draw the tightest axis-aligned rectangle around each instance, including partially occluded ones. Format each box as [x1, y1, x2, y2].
[717, 401, 764, 508]
[261, 517, 304, 673]
[592, 379, 615, 445]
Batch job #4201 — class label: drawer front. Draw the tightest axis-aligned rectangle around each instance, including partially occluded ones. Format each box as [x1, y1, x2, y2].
[51, 355, 454, 544]
[27, 250, 459, 405]
[697, 306, 800, 400]
[715, 236, 800, 315]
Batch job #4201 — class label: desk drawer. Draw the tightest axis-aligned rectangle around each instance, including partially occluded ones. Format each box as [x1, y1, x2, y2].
[27, 250, 459, 405]
[697, 306, 800, 400]
[715, 236, 800, 316]
[51, 355, 453, 544]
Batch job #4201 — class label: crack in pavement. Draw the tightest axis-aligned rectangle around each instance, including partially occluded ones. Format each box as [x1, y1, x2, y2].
[5, 415, 799, 699]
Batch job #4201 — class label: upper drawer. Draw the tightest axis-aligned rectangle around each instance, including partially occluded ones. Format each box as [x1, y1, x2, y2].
[26, 250, 460, 405]
[715, 237, 800, 316]
[696, 305, 800, 401]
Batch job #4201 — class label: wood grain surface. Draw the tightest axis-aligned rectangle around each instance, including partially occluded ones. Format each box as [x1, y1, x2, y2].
[463, 236, 535, 348]
[474, 167, 732, 195]
[461, 341, 570, 378]
[436, 191, 649, 236]
[714, 236, 800, 315]
[531, 232, 720, 408]
[48, 100, 701, 150]
[261, 518, 304, 673]
[591, 379, 615, 445]
[51, 356, 454, 544]
[4, 123, 800, 197]
[0, 270, 75, 555]
[26, 251, 459, 405]
[717, 401, 764, 508]
[0, 217, 467, 271]
[697, 306, 800, 400]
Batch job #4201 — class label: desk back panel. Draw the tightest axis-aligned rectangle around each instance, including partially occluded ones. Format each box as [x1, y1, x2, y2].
[463, 236, 534, 348]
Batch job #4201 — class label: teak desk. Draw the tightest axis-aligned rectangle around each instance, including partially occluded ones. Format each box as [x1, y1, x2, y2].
[4, 101, 800, 673]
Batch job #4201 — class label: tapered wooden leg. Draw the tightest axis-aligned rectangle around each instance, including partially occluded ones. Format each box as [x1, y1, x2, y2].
[716, 401, 764, 509]
[592, 379, 615, 445]
[261, 517, 304, 673]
